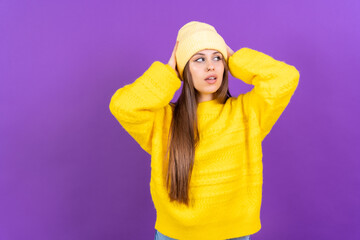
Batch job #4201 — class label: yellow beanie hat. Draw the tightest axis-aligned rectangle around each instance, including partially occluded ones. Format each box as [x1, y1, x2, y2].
[175, 21, 228, 80]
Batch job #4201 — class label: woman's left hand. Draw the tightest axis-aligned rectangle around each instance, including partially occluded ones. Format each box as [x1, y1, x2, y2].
[226, 44, 235, 62]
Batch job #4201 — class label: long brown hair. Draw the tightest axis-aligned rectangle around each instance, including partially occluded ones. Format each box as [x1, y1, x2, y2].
[165, 56, 231, 206]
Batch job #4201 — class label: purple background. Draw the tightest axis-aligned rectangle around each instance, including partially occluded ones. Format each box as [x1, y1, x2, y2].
[1, 0, 359, 239]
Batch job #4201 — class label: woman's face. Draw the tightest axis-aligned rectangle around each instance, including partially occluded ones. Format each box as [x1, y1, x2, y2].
[188, 49, 225, 103]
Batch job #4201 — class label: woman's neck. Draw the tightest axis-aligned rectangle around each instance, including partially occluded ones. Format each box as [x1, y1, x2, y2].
[197, 93, 215, 103]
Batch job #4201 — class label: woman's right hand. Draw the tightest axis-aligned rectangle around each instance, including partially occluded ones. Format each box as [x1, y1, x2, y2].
[168, 41, 180, 78]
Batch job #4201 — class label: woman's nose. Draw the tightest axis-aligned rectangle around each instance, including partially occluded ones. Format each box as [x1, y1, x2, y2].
[207, 62, 215, 71]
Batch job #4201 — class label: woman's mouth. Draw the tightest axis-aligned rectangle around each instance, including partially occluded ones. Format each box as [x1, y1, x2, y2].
[205, 76, 217, 84]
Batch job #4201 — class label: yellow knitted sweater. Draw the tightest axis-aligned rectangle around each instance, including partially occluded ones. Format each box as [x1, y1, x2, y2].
[109, 48, 299, 240]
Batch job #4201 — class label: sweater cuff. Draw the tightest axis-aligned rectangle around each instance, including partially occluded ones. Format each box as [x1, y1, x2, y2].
[142, 61, 182, 95]
[228, 48, 268, 85]
[165, 64, 179, 77]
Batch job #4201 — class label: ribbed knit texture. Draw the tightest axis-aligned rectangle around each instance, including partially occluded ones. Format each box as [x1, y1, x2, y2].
[109, 48, 299, 240]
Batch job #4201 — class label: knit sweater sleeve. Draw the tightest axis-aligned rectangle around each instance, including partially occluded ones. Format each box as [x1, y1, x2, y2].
[228, 48, 300, 141]
[109, 61, 181, 154]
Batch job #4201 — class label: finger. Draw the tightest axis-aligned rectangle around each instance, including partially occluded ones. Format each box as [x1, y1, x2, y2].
[169, 41, 177, 62]
[226, 45, 231, 54]
[172, 41, 179, 65]
[173, 41, 179, 58]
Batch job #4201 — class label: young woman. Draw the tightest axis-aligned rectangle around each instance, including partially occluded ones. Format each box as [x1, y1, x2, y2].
[109, 21, 300, 240]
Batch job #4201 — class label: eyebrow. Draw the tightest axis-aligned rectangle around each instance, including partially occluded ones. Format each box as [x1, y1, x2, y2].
[193, 51, 221, 56]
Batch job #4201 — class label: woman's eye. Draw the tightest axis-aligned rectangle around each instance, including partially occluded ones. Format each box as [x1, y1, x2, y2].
[195, 56, 222, 62]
